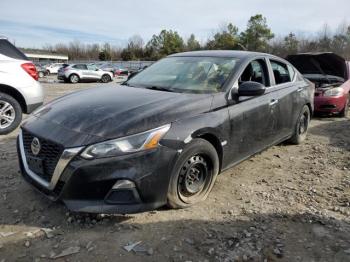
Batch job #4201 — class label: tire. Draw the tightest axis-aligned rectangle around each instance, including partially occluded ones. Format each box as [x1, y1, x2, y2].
[45, 70, 50, 76]
[0, 92, 22, 135]
[288, 105, 311, 145]
[101, 74, 111, 83]
[339, 96, 349, 117]
[69, 74, 80, 84]
[38, 71, 44, 78]
[167, 138, 219, 209]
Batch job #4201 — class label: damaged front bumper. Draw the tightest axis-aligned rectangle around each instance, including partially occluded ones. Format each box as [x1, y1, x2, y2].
[17, 132, 178, 214]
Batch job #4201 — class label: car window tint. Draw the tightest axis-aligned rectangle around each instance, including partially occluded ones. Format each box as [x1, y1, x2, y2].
[0, 39, 28, 60]
[87, 65, 98, 71]
[239, 59, 270, 87]
[270, 60, 291, 85]
[73, 64, 87, 70]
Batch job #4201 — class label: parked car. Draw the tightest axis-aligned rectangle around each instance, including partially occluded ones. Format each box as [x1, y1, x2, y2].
[17, 51, 314, 214]
[57, 64, 113, 83]
[98, 63, 129, 77]
[0, 37, 44, 135]
[45, 63, 68, 75]
[287, 53, 350, 116]
[35, 64, 48, 78]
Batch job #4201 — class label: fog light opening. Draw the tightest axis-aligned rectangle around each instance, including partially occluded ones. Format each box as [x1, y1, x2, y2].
[112, 179, 136, 189]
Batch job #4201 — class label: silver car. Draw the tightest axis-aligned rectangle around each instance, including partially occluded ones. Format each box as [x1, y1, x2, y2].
[58, 64, 114, 83]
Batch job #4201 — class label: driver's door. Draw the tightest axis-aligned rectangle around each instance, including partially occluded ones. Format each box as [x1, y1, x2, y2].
[226, 58, 279, 165]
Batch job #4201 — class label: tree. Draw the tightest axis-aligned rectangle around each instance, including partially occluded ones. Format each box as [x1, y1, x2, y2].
[99, 43, 112, 61]
[284, 33, 299, 54]
[121, 35, 144, 60]
[240, 14, 274, 52]
[145, 30, 185, 60]
[206, 23, 241, 50]
[186, 34, 201, 51]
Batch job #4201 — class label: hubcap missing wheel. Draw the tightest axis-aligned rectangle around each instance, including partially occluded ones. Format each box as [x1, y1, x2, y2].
[179, 155, 208, 196]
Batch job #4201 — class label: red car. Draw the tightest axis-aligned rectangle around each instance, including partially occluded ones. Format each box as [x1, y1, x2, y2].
[287, 53, 350, 116]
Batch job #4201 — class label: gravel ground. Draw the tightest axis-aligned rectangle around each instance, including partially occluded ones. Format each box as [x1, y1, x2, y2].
[0, 76, 350, 262]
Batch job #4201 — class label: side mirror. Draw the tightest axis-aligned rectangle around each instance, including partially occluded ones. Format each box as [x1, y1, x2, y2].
[238, 81, 266, 96]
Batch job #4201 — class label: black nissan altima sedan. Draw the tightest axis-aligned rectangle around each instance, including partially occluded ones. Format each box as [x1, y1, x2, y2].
[17, 51, 314, 214]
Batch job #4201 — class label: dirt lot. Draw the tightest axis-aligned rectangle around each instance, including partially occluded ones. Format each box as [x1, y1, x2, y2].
[0, 77, 350, 262]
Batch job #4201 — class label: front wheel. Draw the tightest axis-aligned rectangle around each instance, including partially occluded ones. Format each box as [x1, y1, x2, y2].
[101, 74, 111, 83]
[288, 105, 311, 145]
[0, 92, 22, 135]
[167, 138, 219, 209]
[38, 71, 44, 78]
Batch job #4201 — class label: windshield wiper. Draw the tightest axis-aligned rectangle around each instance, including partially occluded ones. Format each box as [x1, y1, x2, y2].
[145, 86, 175, 92]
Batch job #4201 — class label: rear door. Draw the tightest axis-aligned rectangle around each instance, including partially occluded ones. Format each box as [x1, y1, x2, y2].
[267, 58, 304, 140]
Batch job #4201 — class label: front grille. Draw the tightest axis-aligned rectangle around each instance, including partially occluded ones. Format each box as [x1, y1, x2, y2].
[22, 129, 64, 182]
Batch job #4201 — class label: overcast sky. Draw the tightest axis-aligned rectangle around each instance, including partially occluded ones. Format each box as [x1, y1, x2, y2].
[0, 0, 349, 48]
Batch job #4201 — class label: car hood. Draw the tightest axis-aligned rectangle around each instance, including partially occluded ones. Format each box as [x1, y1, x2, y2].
[26, 85, 213, 145]
[286, 53, 348, 81]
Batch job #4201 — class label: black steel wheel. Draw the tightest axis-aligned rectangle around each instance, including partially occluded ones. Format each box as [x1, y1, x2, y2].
[288, 105, 310, 145]
[167, 138, 219, 208]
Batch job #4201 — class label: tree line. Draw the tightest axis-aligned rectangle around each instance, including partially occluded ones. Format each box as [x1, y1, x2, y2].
[39, 14, 350, 61]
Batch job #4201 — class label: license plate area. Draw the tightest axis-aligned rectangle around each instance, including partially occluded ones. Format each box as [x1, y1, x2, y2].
[27, 156, 45, 175]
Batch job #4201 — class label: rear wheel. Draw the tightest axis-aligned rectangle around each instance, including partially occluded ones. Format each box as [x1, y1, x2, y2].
[38, 71, 44, 78]
[288, 105, 311, 145]
[69, 74, 80, 84]
[101, 74, 111, 83]
[0, 92, 22, 135]
[45, 70, 50, 76]
[339, 96, 349, 117]
[167, 138, 219, 209]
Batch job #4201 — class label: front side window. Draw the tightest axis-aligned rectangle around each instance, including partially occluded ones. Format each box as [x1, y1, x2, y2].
[127, 56, 239, 93]
[270, 60, 291, 85]
[87, 64, 98, 71]
[239, 59, 270, 87]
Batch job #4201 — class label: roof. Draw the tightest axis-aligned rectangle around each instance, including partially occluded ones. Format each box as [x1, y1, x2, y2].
[169, 50, 268, 58]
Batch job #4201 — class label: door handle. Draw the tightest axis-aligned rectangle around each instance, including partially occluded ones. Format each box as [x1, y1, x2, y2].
[297, 87, 303, 92]
[269, 99, 279, 106]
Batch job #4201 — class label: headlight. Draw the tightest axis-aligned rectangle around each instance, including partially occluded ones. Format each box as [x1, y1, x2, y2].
[324, 87, 343, 97]
[80, 124, 170, 159]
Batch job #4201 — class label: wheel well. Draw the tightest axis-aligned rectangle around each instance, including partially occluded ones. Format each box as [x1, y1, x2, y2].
[306, 102, 313, 116]
[197, 133, 223, 171]
[0, 84, 27, 113]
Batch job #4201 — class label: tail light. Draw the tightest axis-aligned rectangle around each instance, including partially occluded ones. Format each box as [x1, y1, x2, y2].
[21, 62, 38, 81]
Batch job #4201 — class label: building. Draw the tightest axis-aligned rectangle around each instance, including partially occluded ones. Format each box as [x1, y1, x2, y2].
[20, 48, 68, 63]
[25, 52, 68, 63]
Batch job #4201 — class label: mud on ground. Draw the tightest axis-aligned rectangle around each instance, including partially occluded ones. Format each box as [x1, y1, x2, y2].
[0, 78, 350, 262]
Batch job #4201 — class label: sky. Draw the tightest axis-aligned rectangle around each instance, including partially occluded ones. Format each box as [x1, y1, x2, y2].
[0, 0, 349, 48]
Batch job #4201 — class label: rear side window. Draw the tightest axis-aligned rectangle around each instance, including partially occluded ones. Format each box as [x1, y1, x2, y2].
[270, 60, 291, 85]
[0, 39, 28, 60]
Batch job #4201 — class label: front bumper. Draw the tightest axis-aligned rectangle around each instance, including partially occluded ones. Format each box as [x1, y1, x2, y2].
[17, 132, 178, 214]
[314, 95, 346, 113]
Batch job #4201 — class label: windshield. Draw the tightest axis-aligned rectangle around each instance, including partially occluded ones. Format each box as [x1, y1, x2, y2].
[126, 56, 238, 93]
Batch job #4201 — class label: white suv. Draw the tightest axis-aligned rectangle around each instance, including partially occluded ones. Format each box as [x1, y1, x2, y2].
[45, 63, 67, 75]
[58, 64, 113, 83]
[0, 38, 44, 134]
